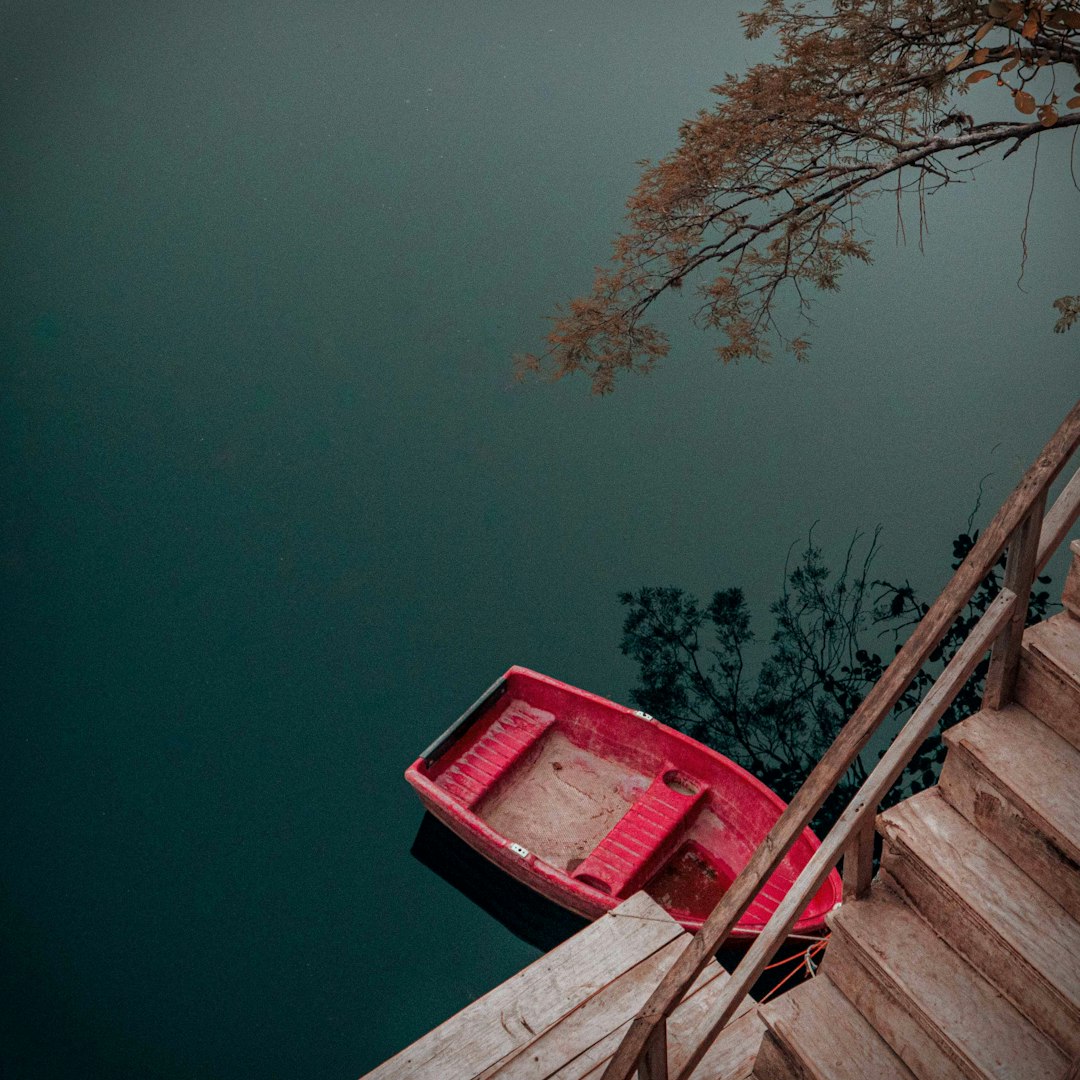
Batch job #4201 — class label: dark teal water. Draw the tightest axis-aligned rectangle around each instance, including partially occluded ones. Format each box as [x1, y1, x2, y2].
[2, 3, 1077, 1077]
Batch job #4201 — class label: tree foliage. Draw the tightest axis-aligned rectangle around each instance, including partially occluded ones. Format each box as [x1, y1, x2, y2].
[518, 0, 1080, 391]
[618, 526, 1053, 831]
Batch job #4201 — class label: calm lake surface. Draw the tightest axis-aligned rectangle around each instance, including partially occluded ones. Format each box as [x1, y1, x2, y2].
[2, 3, 1077, 1077]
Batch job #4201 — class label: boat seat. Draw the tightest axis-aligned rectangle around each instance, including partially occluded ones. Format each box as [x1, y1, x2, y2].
[436, 700, 555, 809]
[571, 764, 708, 898]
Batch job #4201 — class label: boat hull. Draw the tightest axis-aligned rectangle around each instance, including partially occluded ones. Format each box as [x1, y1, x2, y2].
[406, 666, 842, 939]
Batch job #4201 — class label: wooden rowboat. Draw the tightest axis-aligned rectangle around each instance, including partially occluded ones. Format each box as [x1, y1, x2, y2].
[405, 666, 842, 940]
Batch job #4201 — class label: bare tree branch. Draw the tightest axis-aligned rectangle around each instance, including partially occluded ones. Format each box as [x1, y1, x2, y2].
[516, 0, 1080, 392]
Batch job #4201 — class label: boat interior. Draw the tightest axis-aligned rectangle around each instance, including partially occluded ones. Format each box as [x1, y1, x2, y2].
[425, 674, 834, 929]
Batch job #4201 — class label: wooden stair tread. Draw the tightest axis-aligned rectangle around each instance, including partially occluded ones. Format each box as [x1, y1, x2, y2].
[755, 974, 916, 1080]
[879, 787, 1080, 1054]
[824, 886, 1065, 1080]
[942, 704, 1080, 866]
[1025, 612, 1080, 688]
[1018, 612, 1080, 748]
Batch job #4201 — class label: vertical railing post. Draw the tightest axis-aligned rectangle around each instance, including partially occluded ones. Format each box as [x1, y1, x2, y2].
[638, 1022, 668, 1080]
[841, 812, 876, 901]
[983, 492, 1047, 710]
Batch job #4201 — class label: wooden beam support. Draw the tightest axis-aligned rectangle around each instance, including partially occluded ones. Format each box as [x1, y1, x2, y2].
[984, 492, 1047, 711]
[841, 815, 875, 902]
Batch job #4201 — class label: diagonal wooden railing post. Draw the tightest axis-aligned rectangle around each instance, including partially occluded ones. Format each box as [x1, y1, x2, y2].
[983, 490, 1047, 709]
[600, 398, 1080, 1080]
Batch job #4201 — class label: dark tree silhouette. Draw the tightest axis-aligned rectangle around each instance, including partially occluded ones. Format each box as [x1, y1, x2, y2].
[618, 525, 1053, 831]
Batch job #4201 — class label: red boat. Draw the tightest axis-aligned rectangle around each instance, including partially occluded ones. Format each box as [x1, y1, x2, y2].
[405, 666, 842, 940]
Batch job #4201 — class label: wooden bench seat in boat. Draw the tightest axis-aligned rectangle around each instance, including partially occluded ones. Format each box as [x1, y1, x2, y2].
[434, 700, 555, 808]
[571, 765, 708, 897]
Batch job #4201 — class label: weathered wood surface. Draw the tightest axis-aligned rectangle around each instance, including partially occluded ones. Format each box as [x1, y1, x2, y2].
[362, 892, 683, 1079]
[1015, 612, 1080, 749]
[1062, 538, 1080, 618]
[983, 492, 1046, 710]
[601, 400, 1080, 1080]
[940, 704, 1080, 923]
[492, 978, 762, 1080]
[878, 788, 1080, 1056]
[479, 938, 717, 1079]
[481, 920, 761, 1079]
[822, 886, 1066, 1080]
[755, 974, 916, 1080]
[363, 892, 763, 1080]
[840, 816, 875, 902]
[1037, 473, 1080, 577]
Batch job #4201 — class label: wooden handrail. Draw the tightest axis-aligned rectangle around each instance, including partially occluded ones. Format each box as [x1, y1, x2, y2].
[602, 399, 1080, 1080]
[668, 586, 1017, 1080]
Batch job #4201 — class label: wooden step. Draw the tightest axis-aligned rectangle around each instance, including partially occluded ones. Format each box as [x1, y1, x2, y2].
[822, 885, 1066, 1080]
[878, 787, 1080, 1056]
[1016, 611, 1080, 749]
[753, 974, 916, 1080]
[939, 704, 1080, 923]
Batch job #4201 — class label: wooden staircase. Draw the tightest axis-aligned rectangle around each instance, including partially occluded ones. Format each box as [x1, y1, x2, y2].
[753, 545, 1080, 1080]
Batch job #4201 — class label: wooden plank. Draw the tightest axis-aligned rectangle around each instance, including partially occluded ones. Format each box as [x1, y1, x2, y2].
[879, 788, 1080, 1056]
[1036, 471, 1080, 576]
[363, 893, 683, 1080]
[984, 492, 1047, 710]
[567, 978, 763, 1080]
[485, 942, 758, 1080]
[681, 1009, 764, 1080]
[600, 399, 1080, 1080]
[823, 886, 1066, 1080]
[479, 934, 692, 1080]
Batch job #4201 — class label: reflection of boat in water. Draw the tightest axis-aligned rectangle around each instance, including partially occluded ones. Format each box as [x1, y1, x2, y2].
[411, 811, 589, 953]
[405, 666, 842, 940]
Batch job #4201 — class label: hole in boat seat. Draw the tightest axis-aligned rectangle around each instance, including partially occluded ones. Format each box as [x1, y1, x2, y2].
[662, 770, 699, 796]
[570, 762, 708, 899]
[435, 700, 555, 809]
[573, 873, 612, 895]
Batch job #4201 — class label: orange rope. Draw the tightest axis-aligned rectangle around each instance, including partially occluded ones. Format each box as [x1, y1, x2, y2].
[761, 934, 828, 971]
[758, 936, 830, 1003]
